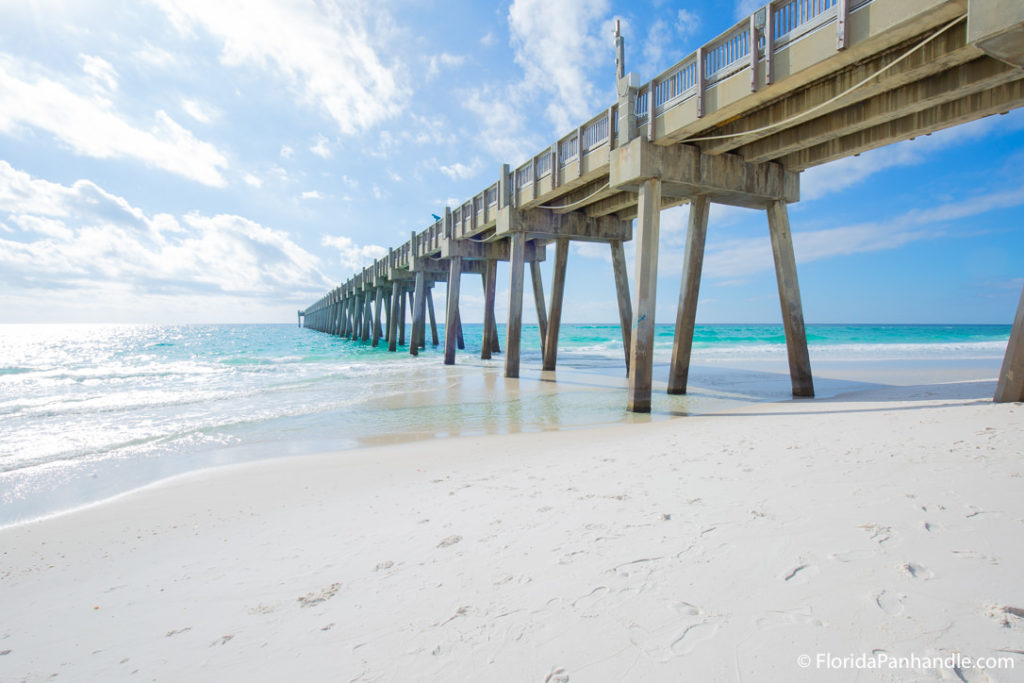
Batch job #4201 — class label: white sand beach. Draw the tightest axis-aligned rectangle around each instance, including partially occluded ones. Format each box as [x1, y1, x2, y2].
[2, 378, 1022, 682]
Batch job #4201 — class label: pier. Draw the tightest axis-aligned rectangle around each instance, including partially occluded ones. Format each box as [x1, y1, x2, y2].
[302, 0, 1024, 411]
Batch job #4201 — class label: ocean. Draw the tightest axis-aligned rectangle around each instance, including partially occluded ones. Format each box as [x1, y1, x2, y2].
[0, 322, 1010, 527]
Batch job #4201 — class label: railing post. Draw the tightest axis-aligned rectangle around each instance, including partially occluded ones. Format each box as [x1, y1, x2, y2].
[765, 3, 775, 85]
[696, 46, 706, 118]
[837, 0, 848, 50]
[647, 80, 657, 141]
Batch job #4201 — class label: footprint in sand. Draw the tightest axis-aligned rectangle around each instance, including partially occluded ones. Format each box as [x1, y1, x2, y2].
[830, 549, 876, 563]
[572, 586, 608, 610]
[874, 590, 905, 616]
[298, 583, 342, 608]
[783, 564, 820, 585]
[754, 607, 825, 629]
[544, 668, 570, 683]
[670, 620, 720, 656]
[900, 562, 934, 580]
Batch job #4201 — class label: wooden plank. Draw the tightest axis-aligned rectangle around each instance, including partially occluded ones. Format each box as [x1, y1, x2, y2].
[668, 196, 710, 394]
[411, 272, 425, 357]
[444, 256, 462, 365]
[995, 284, 1024, 403]
[505, 233, 526, 378]
[530, 260, 548, 359]
[543, 239, 570, 371]
[766, 200, 814, 397]
[628, 178, 662, 413]
[610, 239, 632, 374]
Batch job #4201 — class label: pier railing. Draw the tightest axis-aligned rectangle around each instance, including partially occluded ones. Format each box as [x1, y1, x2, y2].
[307, 0, 878, 306]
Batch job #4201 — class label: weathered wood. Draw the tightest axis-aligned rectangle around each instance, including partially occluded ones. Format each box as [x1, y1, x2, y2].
[610, 239, 632, 373]
[411, 271, 425, 357]
[383, 291, 392, 343]
[543, 239, 569, 371]
[444, 256, 462, 365]
[426, 286, 439, 346]
[628, 178, 662, 413]
[667, 196, 710, 395]
[388, 281, 400, 352]
[530, 260, 548, 359]
[766, 200, 815, 397]
[505, 232, 526, 378]
[995, 284, 1024, 403]
[481, 264, 497, 360]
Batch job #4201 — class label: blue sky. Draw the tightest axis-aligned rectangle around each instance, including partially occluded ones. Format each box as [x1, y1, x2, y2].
[1, 0, 1021, 325]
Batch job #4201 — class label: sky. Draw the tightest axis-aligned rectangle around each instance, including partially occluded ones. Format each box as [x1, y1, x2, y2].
[0, 0, 1022, 326]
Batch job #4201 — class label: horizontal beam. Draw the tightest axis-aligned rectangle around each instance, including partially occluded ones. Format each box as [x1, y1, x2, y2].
[741, 56, 1022, 164]
[783, 75, 1024, 169]
[497, 206, 633, 242]
[610, 137, 799, 208]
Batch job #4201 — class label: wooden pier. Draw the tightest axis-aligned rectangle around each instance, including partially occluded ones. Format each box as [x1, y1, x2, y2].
[302, 0, 1024, 411]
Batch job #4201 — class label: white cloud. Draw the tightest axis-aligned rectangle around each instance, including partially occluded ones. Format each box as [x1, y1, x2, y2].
[480, 31, 497, 47]
[243, 173, 262, 188]
[310, 134, 332, 159]
[155, 0, 408, 135]
[0, 53, 228, 187]
[280, 144, 294, 159]
[134, 43, 179, 69]
[703, 186, 1024, 279]
[677, 9, 701, 39]
[507, 0, 610, 132]
[438, 158, 483, 181]
[387, 170, 403, 182]
[734, 0, 761, 20]
[0, 161, 329, 299]
[181, 97, 220, 124]
[462, 86, 539, 163]
[427, 53, 466, 79]
[301, 190, 322, 200]
[321, 234, 387, 275]
[80, 55, 118, 92]
[371, 184, 387, 200]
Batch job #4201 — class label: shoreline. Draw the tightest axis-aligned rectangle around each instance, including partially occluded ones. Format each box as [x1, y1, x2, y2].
[0, 354, 1008, 530]
[2, 373, 1022, 680]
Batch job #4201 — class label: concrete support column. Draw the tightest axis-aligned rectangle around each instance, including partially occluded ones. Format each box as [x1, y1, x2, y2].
[543, 238, 570, 371]
[610, 239, 633, 374]
[388, 282, 400, 352]
[627, 177, 662, 413]
[505, 233, 526, 378]
[362, 292, 372, 342]
[530, 261, 548, 359]
[481, 263, 497, 360]
[372, 287, 384, 347]
[766, 200, 814, 398]
[426, 287, 439, 346]
[444, 257, 463, 365]
[667, 196, 710, 394]
[399, 289, 407, 347]
[995, 284, 1024, 403]
[455, 308, 465, 350]
[411, 272, 425, 357]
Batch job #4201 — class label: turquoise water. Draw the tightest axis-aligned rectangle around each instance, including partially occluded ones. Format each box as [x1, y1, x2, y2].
[0, 322, 1010, 526]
